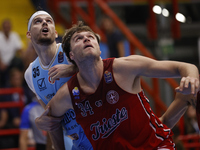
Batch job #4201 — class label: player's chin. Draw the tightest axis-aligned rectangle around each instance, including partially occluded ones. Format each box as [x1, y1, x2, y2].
[38, 38, 54, 45]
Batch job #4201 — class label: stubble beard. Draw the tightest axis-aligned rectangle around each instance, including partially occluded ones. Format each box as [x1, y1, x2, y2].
[37, 37, 54, 46]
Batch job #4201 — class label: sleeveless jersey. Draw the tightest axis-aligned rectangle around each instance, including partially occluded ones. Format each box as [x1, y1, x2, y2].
[32, 44, 71, 105]
[68, 58, 175, 150]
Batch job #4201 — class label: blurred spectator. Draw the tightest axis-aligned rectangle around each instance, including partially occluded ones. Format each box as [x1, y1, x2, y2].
[7, 67, 34, 105]
[19, 99, 47, 150]
[0, 109, 8, 128]
[0, 108, 18, 149]
[100, 16, 125, 58]
[0, 19, 24, 87]
[99, 42, 109, 59]
[0, 68, 24, 129]
[0, 68, 35, 148]
[184, 105, 200, 135]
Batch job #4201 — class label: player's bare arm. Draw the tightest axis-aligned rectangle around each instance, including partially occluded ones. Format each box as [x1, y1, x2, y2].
[47, 82, 73, 118]
[114, 55, 199, 95]
[48, 64, 78, 81]
[159, 92, 192, 129]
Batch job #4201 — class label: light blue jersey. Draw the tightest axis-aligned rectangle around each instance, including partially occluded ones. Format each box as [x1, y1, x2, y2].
[32, 44, 71, 104]
[30, 44, 93, 150]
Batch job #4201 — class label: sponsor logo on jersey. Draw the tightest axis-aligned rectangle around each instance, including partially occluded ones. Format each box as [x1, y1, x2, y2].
[104, 71, 113, 84]
[90, 107, 128, 140]
[37, 78, 47, 91]
[58, 52, 64, 63]
[106, 90, 119, 104]
[48, 76, 55, 84]
[72, 87, 80, 99]
[63, 109, 76, 123]
[62, 109, 79, 140]
[45, 93, 55, 101]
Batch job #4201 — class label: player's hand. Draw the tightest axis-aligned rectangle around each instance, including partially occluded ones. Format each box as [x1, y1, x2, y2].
[35, 106, 64, 131]
[48, 64, 77, 82]
[175, 76, 199, 96]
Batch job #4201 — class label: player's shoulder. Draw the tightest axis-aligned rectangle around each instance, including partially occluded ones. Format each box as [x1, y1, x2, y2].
[24, 57, 39, 78]
[114, 55, 147, 66]
[57, 43, 72, 65]
[57, 43, 63, 52]
[24, 62, 33, 80]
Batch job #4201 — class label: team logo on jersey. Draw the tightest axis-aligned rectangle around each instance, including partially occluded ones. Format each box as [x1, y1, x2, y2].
[90, 107, 128, 140]
[106, 90, 119, 104]
[104, 71, 113, 84]
[48, 76, 55, 84]
[72, 87, 80, 99]
[37, 78, 47, 91]
[58, 52, 64, 63]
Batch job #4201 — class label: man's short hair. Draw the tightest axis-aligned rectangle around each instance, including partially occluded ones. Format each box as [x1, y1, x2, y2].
[62, 21, 100, 65]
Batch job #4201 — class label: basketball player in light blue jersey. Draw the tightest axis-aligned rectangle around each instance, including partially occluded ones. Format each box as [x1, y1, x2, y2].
[24, 11, 93, 150]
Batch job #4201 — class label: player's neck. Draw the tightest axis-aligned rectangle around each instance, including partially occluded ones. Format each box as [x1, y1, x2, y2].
[36, 42, 57, 66]
[78, 59, 103, 92]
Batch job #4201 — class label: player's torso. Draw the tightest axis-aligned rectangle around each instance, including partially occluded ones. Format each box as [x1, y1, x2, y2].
[69, 58, 172, 149]
[32, 44, 71, 105]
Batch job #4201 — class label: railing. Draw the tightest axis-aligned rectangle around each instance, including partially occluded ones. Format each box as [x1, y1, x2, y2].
[0, 148, 35, 150]
[178, 134, 200, 150]
[0, 88, 35, 150]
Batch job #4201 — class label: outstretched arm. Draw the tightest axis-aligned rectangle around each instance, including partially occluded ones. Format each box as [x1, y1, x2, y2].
[35, 105, 65, 150]
[114, 55, 199, 95]
[160, 92, 196, 129]
[44, 83, 73, 149]
[47, 83, 73, 118]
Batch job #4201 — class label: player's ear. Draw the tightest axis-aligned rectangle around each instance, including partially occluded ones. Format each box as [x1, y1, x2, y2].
[26, 31, 31, 39]
[69, 51, 74, 60]
[55, 30, 58, 38]
[98, 45, 101, 55]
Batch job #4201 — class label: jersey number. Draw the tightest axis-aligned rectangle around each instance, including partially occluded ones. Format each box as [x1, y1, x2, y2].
[78, 100, 94, 117]
[33, 66, 40, 78]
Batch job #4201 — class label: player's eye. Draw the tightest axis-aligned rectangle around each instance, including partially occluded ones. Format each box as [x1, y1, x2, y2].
[75, 37, 82, 42]
[34, 20, 41, 24]
[46, 19, 53, 23]
[89, 35, 94, 39]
